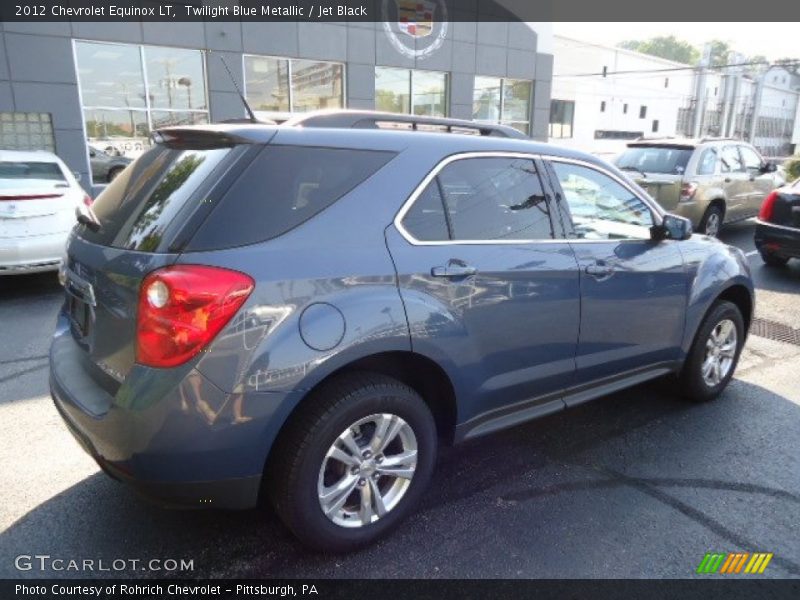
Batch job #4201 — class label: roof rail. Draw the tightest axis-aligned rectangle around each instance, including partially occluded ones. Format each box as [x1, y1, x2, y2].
[698, 136, 743, 143]
[283, 110, 528, 139]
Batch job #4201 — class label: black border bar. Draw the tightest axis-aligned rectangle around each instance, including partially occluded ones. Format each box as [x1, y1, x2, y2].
[1, 0, 800, 22]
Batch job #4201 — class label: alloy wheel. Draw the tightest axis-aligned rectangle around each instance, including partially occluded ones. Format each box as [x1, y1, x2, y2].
[704, 212, 721, 237]
[701, 319, 737, 387]
[317, 413, 418, 528]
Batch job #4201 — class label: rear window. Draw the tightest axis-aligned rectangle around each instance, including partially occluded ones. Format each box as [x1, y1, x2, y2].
[0, 161, 65, 187]
[616, 146, 693, 175]
[77, 144, 239, 250]
[186, 146, 396, 251]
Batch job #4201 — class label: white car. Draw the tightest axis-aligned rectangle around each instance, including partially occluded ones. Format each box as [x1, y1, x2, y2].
[0, 150, 89, 275]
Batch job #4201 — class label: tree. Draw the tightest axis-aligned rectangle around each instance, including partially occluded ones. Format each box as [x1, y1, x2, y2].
[619, 36, 699, 65]
[706, 40, 732, 67]
[775, 57, 800, 74]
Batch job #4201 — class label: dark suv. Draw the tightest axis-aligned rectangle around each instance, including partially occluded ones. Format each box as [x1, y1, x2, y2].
[51, 111, 754, 552]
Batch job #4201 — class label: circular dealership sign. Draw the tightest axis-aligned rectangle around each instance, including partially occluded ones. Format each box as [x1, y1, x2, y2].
[381, 0, 449, 60]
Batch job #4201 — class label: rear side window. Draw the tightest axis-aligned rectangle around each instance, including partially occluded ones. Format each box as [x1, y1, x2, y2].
[695, 148, 718, 175]
[78, 144, 237, 250]
[187, 146, 396, 250]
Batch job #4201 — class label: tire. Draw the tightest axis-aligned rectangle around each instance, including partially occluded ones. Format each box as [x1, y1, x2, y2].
[268, 372, 437, 552]
[680, 300, 745, 402]
[698, 204, 724, 237]
[760, 251, 789, 267]
[107, 167, 124, 182]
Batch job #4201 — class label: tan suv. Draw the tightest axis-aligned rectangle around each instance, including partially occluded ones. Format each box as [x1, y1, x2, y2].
[614, 138, 779, 236]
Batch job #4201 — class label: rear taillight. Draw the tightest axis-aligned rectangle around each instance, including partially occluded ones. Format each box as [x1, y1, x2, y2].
[83, 193, 93, 207]
[758, 191, 779, 222]
[136, 265, 254, 368]
[679, 182, 698, 203]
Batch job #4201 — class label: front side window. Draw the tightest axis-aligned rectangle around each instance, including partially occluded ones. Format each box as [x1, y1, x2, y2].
[401, 157, 553, 242]
[473, 77, 532, 135]
[739, 146, 763, 171]
[375, 67, 448, 117]
[244, 55, 344, 114]
[551, 161, 654, 241]
[721, 146, 745, 173]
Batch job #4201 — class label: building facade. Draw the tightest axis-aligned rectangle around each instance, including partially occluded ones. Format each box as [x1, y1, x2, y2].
[549, 35, 694, 157]
[0, 18, 554, 190]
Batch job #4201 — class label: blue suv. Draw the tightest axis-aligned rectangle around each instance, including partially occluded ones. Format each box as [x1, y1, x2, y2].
[51, 111, 754, 551]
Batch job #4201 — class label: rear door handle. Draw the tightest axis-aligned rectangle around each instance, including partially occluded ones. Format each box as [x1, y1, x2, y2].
[431, 260, 477, 278]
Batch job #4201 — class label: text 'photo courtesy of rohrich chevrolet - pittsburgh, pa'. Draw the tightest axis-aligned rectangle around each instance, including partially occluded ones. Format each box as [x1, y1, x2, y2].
[0, 1, 799, 599]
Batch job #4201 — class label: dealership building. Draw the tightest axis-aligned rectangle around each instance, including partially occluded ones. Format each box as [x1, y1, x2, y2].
[0, 16, 553, 191]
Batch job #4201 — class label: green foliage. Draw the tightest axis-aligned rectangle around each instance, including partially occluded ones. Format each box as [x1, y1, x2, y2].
[619, 36, 699, 65]
[783, 156, 800, 181]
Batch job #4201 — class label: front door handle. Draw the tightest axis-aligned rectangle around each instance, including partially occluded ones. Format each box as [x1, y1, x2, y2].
[585, 262, 614, 278]
[431, 260, 477, 278]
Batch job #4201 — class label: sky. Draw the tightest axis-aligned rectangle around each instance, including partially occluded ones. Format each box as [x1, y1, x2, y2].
[554, 23, 799, 61]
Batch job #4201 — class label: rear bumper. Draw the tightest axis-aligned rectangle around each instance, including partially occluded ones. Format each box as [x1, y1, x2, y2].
[754, 219, 800, 259]
[0, 231, 67, 274]
[49, 314, 300, 509]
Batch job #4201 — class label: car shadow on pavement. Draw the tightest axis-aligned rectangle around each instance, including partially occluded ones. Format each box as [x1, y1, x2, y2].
[2, 377, 799, 579]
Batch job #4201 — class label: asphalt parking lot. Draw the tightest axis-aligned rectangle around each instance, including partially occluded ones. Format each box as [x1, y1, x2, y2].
[0, 220, 798, 579]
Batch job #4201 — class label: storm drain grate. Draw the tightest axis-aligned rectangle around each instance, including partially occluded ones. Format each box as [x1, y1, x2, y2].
[750, 317, 800, 346]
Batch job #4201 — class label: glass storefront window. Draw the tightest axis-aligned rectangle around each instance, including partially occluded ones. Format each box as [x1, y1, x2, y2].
[243, 56, 290, 112]
[375, 68, 448, 117]
[375, 67, 411, 114]
[145, 46, 207, 111]
[291, 60, 344, 113]
[243, 55, 343, 114]
[75, 41, 209, 181]
[472, 77, 532, 135]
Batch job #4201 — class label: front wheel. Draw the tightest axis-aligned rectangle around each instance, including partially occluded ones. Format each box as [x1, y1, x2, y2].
[698, 204, 724, 237]
[680, 300, 745, 402]
[268, 372, 437, 552]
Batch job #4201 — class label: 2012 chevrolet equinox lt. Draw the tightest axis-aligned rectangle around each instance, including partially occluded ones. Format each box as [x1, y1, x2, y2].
[51, 111, 754, 552]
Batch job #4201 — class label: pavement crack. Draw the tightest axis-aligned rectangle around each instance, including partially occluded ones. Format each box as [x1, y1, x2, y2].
[0, 363, 48, 384]
[596, 465, 800, 576]
[0, 354, 48, 366]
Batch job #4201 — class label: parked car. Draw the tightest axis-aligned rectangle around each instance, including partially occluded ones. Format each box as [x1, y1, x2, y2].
[755, 177, 800, 266]
[51, 112, 754, 552]
[0, 150, 90, 275]
[615, 138, 778, 236]
[88, 145, 132, 183]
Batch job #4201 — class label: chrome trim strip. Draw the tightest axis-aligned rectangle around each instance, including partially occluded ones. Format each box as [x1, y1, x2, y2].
[392, 151, 664, 247]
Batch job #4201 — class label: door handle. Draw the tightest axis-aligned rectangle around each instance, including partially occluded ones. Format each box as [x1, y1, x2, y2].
[431, 260, 477, 278]
[585, 262, 614, 278]
[724, 177, 732, 183]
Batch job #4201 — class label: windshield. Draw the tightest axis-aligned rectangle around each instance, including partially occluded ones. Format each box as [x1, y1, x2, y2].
[0, 161, 66, 188]
[616, 146, 693, 175]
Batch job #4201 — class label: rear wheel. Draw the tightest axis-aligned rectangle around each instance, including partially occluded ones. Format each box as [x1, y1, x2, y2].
[760, 251, 789, 267]
[698, 204, 724, 237]
[680, 300, 744, 402]
[269, 372, 437, 552]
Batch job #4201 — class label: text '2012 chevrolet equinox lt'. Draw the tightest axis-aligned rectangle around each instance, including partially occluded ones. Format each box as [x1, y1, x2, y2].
[51, 111, 754, 552]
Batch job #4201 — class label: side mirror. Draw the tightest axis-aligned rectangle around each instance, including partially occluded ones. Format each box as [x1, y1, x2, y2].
[761, 161, 777, 173]
[651, 213, 692, 241]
